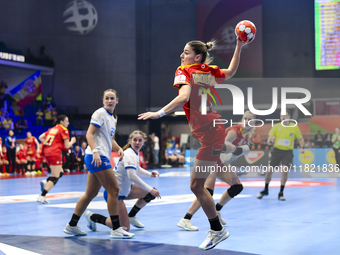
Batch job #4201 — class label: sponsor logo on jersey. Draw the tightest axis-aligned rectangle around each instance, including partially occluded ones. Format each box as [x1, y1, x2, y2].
[174, 74, 186, 84]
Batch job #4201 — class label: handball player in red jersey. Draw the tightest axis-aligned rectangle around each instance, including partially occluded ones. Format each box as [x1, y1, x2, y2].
[138, 37, 252, 250]
[37, 115, 76, 204]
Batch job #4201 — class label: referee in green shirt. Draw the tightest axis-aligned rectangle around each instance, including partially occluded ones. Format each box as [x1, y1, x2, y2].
[257, 111, 304, 201]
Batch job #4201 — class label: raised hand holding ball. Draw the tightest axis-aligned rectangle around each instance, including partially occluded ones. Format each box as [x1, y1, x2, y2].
[235, 20, 256, 42]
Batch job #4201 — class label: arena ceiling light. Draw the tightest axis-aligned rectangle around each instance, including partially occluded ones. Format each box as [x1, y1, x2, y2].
[174, 111, 186, 116]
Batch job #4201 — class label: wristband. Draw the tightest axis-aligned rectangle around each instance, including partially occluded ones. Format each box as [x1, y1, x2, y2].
[92, 149, 98, 153]
[157, 109, 166, 118]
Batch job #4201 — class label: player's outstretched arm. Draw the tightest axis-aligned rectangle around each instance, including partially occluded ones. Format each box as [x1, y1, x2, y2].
[138, 85, 191, 120]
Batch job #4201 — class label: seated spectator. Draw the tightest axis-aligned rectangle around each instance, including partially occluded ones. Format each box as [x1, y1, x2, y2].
[168, 136, 177, 148]
[173, 143, 185, 165]
[165, 143, 179, 165]
[304, 138, 311, 148]
[36, 108, 44, 126]
[314, 130, 324, 148]
[3, 116, 14, 130]
[324, 132, 332, 148]
[70, 145, 82, 172]
[80, 141, 87, 170]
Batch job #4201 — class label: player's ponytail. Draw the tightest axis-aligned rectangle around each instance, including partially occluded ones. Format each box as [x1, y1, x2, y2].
[54, 115, 68, 126]
[187, 39, 217, 64]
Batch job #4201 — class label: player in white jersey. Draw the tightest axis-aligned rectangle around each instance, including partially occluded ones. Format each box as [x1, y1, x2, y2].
[64, 89, 134, 239]
[84, 130, 160, 232]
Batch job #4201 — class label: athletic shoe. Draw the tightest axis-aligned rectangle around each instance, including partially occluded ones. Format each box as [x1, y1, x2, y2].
[278, 193, 286, 201]
[25, 171, 31, 176]
[36, 170, 42, 174]
[177, 217, 198, 231]
[199, 227, 230, 250]
[63, 224, 87, 236]
[40, 180, 47, 193]
[257, 190, 269, 199]
[37, 195, 50, 204]
[110, 227, 134, 239]
[217, 211, 227, 225]
[31, 171, 37, 176]
[129, 217, 145, 228]
[0, 172, 2, 177]
[84, 210, 97, 231]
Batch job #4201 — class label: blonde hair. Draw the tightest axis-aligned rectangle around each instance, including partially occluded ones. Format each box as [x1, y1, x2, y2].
[241, 110, 256, 141]
[187, 39, 217, 64]
[103, 89, 118, 118]
[122, 130, 147, 151]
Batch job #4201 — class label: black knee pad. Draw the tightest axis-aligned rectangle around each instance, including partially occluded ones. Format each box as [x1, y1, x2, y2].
[47, 176, 59, 185]
[206, 188, 214, 196]
[143, 192, 156, 203]
[59, 172, 64, 178]
[227, 184, 243, 198]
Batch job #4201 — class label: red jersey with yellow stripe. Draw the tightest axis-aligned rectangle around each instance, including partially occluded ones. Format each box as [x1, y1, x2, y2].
[173, 63, 226, 131]
[225, 124, 249, 146]
[25, 137, 38, 155]
[42, 124, 70, 157]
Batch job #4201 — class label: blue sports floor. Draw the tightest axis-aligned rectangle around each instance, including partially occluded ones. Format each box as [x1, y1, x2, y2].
[0, 167, 339, 255]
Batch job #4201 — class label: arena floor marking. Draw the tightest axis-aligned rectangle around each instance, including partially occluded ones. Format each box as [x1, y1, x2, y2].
[0, 243, 42, 255]
[0, 192, 103, 203]
[215, 180, 337, 187]
[45, 193, 252, 209]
